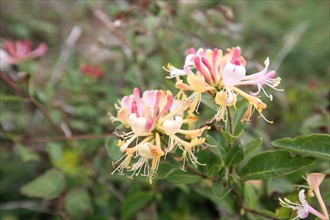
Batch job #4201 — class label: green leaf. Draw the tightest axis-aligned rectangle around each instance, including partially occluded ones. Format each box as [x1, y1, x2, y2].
[65, 188, 93, 219]
[244, 137, 263, 156]
[20, 169, 66, 200]
[240, 150, 315, 181]
[225, 143, 244, 166]
[16, 144, 40, 162]
[121, 192, 153, 220]
[220, 130, 242, 144]
[105, 136, 122, 161]
[230, 101, 248, 136]
[156, 161, 179, 179]
[201, 93, 219, 112]
[243, 182, 257, 209]
[46, 142, 63, 161]
[206, 134, 226, 158]
[53, 150, 80, 176]
[211, 181, 231, 200]
[165, 169, 203, 184]
[206, 156, 224, 177]
[272, 133, 330, 161]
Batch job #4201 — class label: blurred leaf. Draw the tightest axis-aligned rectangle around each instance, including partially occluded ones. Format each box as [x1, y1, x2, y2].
[272, 133, 330, 161]
[16, 144, 40, 162]
[144, 16, 160, 30]
[156, 161, 179, 179]
[53, 150, 80, 176]
[166, 169, 203, 184]
[211, 181, 231, 200]
[27, 19, 57, 35]
[270, 178, 295, 193]
[20, 169, 65, 200]
[121, 192, 153, 220]
[105, 136, 122, 161]
[65, 188, 93, 219]
[225, 143, 244, 166]
[243, 182, 257, 209]
[240, 150, 315, 181]
[69, 120, 88, 132]
[301, 114, 330, 134]
[0, 94, 23, 102]
[46, 142, 63, 161]
[244, 137, 263, 157]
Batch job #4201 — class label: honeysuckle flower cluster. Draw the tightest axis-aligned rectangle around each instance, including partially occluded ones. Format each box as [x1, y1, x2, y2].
[0, 39, 47, 70]
[110, 88, 210, 183]
[110, 46, 282, 183]
[279, 173, 329, 220]
[164, 47, 282, 123]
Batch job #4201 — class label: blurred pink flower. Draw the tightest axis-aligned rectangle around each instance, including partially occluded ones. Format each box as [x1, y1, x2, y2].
[80, 63, 104, 78]
[2, 39, 47, 65]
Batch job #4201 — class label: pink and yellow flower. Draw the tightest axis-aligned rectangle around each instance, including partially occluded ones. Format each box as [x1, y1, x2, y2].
[164, 47, 282, 123]
[110, 88, 210, 183]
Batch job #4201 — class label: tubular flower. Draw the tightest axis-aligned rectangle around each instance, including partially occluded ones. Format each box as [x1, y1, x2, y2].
[1, 39, 47, 65]
[306, 173, 328, 219]
[110, 88, 210, 183]
[279, 190, 327, 220]
[164, 47, 282, 123]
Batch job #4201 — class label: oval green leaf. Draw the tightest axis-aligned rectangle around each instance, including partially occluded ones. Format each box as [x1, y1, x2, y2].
[272, 133, 330, 161]
[65, 188, 93, 219]
[240, 150, 315, 181]
[212, 181, 231, 200]
[121, 192, 153, 220]
[165, 169, 203, 184]
[225, 143, 244, 166]
[243, 182, 257, 209]
[244, 137, 263, 157]
[20, 169, 65, 200]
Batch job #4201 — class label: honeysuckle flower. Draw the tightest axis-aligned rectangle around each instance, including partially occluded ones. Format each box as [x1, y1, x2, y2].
[128, 142, 164, 184]
[110, 88, 210, 183]
[306, 173, 328, 219]
[279, 189, 327, 220]
[164, 47, 282, 124]
[175, 74, 215, 113]
[1, 39, 47, 65]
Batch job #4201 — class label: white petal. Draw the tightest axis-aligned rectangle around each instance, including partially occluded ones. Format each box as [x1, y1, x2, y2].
[129, 113, 147, 135]
[138, 143, 152, 158]
[163, 116, 183, 135]
[222, 63, 246, 86]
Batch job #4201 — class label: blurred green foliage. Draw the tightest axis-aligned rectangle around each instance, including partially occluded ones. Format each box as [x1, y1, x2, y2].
[0, 0, 329, 220]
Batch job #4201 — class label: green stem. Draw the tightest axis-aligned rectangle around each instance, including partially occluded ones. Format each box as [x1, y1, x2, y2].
[226, 106, 234, 135]
[226, 106, 234, 149]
